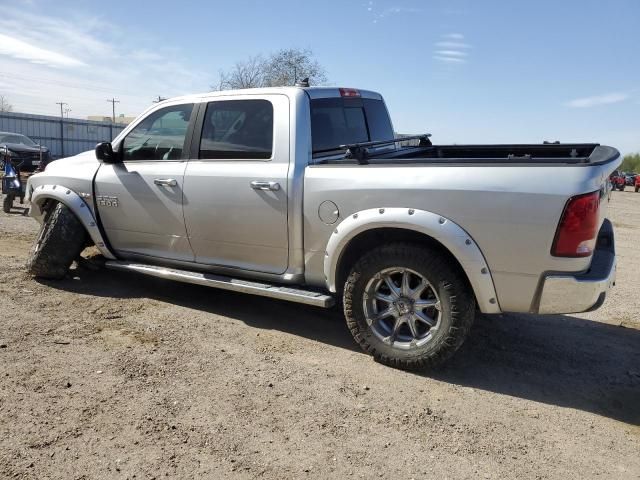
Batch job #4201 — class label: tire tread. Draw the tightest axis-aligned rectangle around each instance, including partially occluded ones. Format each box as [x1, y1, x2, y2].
[343, 242, 475, 370]
[26, 202, 87, 279]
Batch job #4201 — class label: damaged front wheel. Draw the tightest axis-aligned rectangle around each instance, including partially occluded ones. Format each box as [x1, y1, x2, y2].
[26, 201, 87, 279]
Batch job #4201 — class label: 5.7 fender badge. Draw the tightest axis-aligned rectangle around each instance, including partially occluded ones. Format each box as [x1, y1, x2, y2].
[96, 195, 119, 207]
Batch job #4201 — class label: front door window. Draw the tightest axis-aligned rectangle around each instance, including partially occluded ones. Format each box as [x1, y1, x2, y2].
[122, 104, 194, 161]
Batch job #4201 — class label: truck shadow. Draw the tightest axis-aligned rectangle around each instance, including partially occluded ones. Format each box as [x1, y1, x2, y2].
[434, 313, 640, 426]
[42, 267, 640, 425]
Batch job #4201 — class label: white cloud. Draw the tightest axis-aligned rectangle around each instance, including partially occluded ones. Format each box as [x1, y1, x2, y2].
[564, 93, 629, 108]
[435, 41, 472, 49]
[433, 56, 466, 64]
[366, 3, 423, 23]
[128, 49, 165, 62]
[1, 9, 118, 61]
[433, 34, 470, 65]
[382, 6, 422, 15]
[0, 7, 209, 119]
[0, 33, 85, 68]
[434, 50, 467, 57]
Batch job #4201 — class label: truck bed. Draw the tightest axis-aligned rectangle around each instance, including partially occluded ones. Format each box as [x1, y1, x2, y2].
[304, 142, 621, 312]
[318, 143, 618, 166]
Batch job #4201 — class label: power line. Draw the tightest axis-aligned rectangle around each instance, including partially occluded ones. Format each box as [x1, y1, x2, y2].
[8, 102, 62, 115]
[106, 97, 120, 123]
[0, 72, 123, 95]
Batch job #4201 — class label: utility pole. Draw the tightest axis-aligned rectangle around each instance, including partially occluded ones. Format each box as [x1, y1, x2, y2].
[106, 97, 120, 123]
[55, 102, 68, 157]
[152, 96, 167, 103]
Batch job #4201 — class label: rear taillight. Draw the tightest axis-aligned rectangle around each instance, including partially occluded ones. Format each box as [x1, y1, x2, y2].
[551, 191, 600, 257]
[339, 88, 360, 98]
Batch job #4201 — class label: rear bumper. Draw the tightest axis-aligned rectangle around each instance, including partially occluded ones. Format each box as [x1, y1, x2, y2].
[537, 219, 616, 314]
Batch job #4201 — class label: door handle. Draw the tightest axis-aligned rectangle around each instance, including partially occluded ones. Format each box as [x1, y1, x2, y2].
[250, 180, 280, 191]
[154, 178, 178, 187]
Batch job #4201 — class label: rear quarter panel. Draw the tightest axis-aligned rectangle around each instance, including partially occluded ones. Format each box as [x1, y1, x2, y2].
[303, 155, 618, 312]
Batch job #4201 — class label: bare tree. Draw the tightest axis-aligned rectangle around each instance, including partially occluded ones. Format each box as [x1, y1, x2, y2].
[215, 55, 266, 90]
[262, 48, 327, 87]
[0, 95, 13, 112]
[212, 48, 327, 90]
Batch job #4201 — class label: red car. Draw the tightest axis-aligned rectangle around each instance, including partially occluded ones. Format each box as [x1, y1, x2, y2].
[635, 174, 640, 192]
[610, 171, 626, 191]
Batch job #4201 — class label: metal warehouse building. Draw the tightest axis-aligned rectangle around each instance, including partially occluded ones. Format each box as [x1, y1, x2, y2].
[0, 111, 126, 159]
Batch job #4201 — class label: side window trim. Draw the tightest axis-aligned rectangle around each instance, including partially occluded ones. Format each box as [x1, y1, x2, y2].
[120, 103, 196, 163]
[188, 102, 207, 160]
[180, 103, 200, 161]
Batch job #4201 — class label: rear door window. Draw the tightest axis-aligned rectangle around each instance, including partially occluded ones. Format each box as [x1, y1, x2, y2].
[199, 99, 273, 160]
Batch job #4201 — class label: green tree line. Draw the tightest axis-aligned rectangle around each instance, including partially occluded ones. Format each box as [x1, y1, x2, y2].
[621, 153, 640, 172]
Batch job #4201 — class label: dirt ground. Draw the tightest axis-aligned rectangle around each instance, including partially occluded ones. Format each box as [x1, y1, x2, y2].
[0, 191, 639, 480]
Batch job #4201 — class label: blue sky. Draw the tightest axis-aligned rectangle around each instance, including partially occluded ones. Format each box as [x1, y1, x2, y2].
[1, 0, 638, 152]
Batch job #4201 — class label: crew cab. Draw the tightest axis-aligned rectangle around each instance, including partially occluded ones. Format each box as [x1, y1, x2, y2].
[25, 86, 620, 369]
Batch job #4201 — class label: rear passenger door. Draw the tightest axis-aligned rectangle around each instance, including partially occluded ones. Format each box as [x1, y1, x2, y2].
[182, 95, 290, 274]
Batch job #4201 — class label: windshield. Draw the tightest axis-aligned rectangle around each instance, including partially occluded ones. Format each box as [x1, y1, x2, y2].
[0, 134, 36, 146]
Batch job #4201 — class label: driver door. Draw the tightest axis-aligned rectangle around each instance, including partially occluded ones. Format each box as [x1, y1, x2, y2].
[94, 103, 195, 262]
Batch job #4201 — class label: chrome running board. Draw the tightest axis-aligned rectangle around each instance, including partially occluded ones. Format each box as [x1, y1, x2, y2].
[105, 261, 335, 308]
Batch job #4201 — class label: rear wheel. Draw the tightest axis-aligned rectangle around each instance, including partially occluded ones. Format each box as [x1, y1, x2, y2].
[26, 202, 87, 279]
[636, 186, 639, 193]
[3, 194, 14, 213]
[343, 243, 476, 370]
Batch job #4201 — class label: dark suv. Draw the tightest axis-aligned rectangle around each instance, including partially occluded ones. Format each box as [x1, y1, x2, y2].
[0, 132, 51, 172]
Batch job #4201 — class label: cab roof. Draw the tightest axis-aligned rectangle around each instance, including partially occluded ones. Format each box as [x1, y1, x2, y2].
[164, 86, 384, 105]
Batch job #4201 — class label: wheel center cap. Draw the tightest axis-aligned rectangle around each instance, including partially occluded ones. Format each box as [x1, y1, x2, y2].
[396, 298, 412, 315]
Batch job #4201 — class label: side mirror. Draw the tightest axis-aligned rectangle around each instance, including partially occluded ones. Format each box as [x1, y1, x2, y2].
[95, 142, 119, 164]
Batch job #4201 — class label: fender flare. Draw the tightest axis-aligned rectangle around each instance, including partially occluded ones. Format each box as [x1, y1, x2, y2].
[29, 184, 116, 260]
[323, 207, 501, 314]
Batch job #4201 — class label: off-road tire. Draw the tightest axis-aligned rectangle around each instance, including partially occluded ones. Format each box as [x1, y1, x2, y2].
[343, 243, 476, 370]
[26, 202, 87, 279]
[636, 186, 639, 193]
[3, 194, 14, 213]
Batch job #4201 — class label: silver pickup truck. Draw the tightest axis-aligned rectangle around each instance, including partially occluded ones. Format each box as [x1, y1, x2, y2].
[25, 86, 620, 369]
